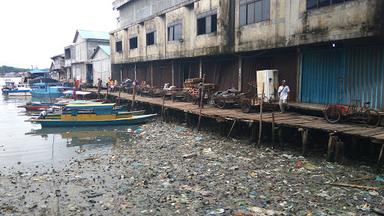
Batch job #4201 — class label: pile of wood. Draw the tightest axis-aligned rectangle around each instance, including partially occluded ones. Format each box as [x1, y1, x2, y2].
[184, 78, 203, 88]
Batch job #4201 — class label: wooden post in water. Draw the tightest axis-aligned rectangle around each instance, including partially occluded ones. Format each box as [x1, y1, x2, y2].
[131, 81, 136, 110]
[327, 132, 337, 162]
[161, 93, 166, 121]
[271, 112, 275, 147]
[197, 74, 205, 131]
[377, 142, 384, 165]
[299, 128, 309, 156]
[257, 83, 264, 146]
[335, 137, 344, 163]
[227, 120, 237, 138]
[105, 85, 109, 101]
[117, 86, 121, 106]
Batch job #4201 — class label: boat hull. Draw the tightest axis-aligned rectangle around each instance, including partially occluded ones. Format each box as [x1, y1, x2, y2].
[2, 90, 31, 96]
[31, 92, 63, 98]
[32, 114, 157, 127]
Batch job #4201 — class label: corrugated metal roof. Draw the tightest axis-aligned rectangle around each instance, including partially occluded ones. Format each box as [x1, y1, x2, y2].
[74, 30, 110, 42]
[98, 45, 111, 56]
[30, 69, 50, 74]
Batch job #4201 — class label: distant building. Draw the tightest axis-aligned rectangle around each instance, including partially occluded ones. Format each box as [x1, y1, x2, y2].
[110, 0, 384, 110]
[91, 45, 111, 86]
[64, 30, 110, 85]
[50, 54, 65, 81]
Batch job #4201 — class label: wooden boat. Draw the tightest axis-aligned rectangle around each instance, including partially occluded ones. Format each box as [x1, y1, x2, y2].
[31, 109, 146, 119]
[29, 103, 156, 127]
[19, 100, 102, 112]
[19, 102, 53, 111]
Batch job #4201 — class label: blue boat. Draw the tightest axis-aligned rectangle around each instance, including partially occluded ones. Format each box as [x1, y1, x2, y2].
[31, 82, 72, 98]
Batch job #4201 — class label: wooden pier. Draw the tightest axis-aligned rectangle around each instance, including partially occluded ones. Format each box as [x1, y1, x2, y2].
[102, 91, 384, 164]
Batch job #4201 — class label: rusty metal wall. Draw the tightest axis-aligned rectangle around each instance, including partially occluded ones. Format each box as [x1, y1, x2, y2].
[122, 64, 135, 81]
[241, 57, 273, 92]
[241, 53, 298, 101]
[203, 57, 238, 90]
[136, 63, 151, 83]
[153, 62, 173, 88]
[272, 54, 298, 101]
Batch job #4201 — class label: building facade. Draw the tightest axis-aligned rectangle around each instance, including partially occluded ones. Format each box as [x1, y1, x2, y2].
[110, 0, 384, 110]
[91, 45, 112, 86]
[50, 54, 66, 81]
[64, 30, 110, 85]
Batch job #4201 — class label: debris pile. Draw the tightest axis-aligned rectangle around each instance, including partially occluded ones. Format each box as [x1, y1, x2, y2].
[0, 121, 383, 215]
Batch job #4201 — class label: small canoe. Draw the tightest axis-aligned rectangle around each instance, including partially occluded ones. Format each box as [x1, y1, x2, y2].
[29, 110, 146, 120]
[30, 114, 157, 127]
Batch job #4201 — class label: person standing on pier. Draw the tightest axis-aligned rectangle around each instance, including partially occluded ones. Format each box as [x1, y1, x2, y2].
[278, 80, 290, 113]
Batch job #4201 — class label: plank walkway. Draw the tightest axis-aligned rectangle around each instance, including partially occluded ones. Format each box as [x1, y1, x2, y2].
[104, 91, 384, 143]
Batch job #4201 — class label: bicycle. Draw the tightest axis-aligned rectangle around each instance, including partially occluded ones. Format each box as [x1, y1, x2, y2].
[324, 99, 381, 126]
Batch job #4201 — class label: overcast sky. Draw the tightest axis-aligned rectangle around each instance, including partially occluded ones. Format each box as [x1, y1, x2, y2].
[0, 0, 117, 69]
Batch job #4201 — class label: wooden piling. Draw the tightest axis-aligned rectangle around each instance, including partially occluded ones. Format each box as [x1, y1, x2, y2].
[131, 83, 136, 110]
[299, 128, 309, 156]
[327, 133, 335, 162]
[272, 112, 275, 147]
[378, 143, 384, 165]
[227, 120, 237, 138]
[117, 87, 121, 105]
[335, 137, 344, 163]
[197, 74, 205, 131]
[372, 138, 384, 165]
[161, 93, 165, 121]
[278, 127, 284, 150]
[326, 132, 345, 163]
[249, 121, 255, 144]
[257, 83, 264, 146]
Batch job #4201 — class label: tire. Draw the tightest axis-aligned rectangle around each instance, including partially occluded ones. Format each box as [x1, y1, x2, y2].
[365, 109, 381, 127]
[324, 106, 342, 124]
[241, 103, 251, 113]
[215, 100, 226, 109]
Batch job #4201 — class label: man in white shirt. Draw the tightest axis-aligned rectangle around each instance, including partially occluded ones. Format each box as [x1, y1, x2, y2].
[278, 80, 290, 113]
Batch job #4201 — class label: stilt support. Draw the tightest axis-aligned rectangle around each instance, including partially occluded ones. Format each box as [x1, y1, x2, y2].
[327, 132, 344, 162]
[278, 127, 284, 150]
[227, 120, 237, 138]
[299, 128, 309, 156]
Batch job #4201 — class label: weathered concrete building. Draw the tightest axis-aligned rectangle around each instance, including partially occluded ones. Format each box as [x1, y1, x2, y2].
[64, 30, 110, 85]
[91, 45, 112, 86]
[110, 0, 384, 109]
[50, 54, 66, 81]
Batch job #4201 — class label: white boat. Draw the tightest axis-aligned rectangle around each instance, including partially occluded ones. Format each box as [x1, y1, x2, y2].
[1, 83, 31, 96]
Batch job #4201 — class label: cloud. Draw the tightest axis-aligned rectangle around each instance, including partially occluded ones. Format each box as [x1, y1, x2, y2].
[0, 0, 117, 69]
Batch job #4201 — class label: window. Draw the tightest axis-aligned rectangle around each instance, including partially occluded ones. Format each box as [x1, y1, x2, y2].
[129, 37, 138, 49]
[240, 0, 270, 26]
[168, 23, 182, 41]
[115, 41, 122, 52]
[306, 0, 351, 10]
[146, 31, 156, 46]
[197, 13, 217, 35]
[65, 48, 71, 59]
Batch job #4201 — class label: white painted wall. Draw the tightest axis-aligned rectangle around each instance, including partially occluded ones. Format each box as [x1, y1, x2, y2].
[92, 50, 111, 86]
